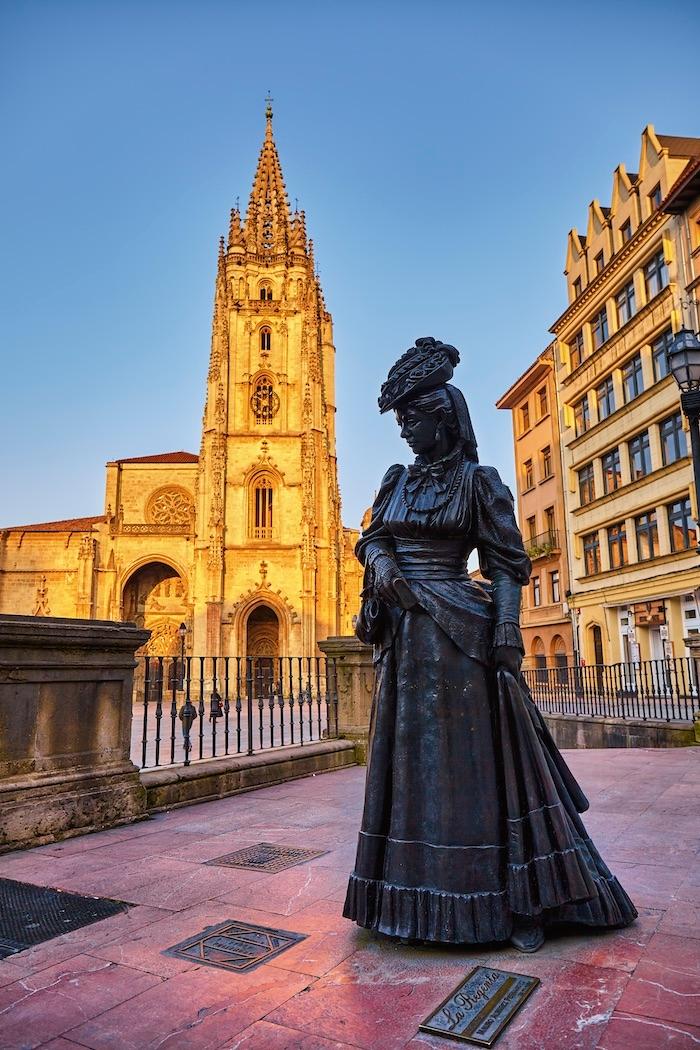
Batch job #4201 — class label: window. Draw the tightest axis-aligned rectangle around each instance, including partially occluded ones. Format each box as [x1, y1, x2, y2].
[523, 460, 534, 489]
[532, 577, 541, 607]
[644, 249, 668, 299]
[574, 395, 590, 436]
[260, 326, 272, 352]
[519, 401, 530, 432]
[596, 375, 616, 420]
[583, 532, 601, 575]
[592, 306, 609, 349]
[622, 353, 644, 403]
[550, 570, 560, 604]
[602, 447, 621, 493]
[652, 329, 673, 381]
[616, 280, 636, 325]
[595, 251, 605, 274]
[537, 386, 548, 418]
[649, 183, 662, 211]
[252, 476, 273, 539]
[608, 522, 628, 569]
[526, 515, 537, 541]
[660, 412, 687, 465]
[570, 329, 585, 370]
[629, 430, 652, 479]
[573, 277, 582, 298]
[635, 511, 659, 561]
[251, 376, 279, 425]
[544, 506, 556, 539]
[578, 463, 595, 506]
[620, 219, 632, 244]
[541, 446, 552, 479]
[668, 497, 693, 552]
[259, 284, 273, 301]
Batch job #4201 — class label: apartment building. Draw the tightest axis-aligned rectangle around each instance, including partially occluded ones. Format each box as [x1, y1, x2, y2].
[497, 345, 573, 670]
[550, 126, 700, 665]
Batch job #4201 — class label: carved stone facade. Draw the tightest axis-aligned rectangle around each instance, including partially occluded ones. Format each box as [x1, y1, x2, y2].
[0, 108, 363, 658]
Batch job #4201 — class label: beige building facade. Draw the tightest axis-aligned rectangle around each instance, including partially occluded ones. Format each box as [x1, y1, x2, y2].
[551, 126, 700, 666]
[0, 106, 363, 658]
[497, 345, 574, 671]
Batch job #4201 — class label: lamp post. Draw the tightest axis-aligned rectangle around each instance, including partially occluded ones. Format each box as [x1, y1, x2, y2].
[668, 328, 700, 553]
[178, 621, 187, 689]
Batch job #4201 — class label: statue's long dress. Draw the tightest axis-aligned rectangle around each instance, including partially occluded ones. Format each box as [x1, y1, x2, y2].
[344, 453, 637, 943]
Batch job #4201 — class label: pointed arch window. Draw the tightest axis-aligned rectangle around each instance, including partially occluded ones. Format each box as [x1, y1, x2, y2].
[259, 284, 273, 301]
[260, 326, 271, 352]
[251, 375, 280, 425]
[251, 476, 274, 539]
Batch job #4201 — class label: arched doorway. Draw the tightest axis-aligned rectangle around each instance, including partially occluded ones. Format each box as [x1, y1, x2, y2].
[589, 623, 605, 692]
[532, 636, 547, 684]
[590, 624, 604, 665]
[122, 561, 188, 657]
[551, 634, 567, 684]
[245, 604, 279, 697]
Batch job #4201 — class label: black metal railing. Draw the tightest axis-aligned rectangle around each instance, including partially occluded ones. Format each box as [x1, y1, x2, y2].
[132, 655, 339, 769]
[522, 657, 700, 722]
[524, 530, 560, 560]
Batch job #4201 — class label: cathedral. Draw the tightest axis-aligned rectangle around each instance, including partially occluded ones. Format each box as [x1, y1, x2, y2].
[0, 104, 363, 659]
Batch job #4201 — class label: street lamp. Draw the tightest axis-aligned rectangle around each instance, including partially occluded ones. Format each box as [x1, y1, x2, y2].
[668, 328, 700, 553]
[178, 622, 187, 689]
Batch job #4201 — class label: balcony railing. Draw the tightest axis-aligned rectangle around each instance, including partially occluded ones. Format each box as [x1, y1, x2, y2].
[525, 530, 560, 560]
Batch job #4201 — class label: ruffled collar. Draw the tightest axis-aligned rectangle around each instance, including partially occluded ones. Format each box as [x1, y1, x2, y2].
[407, 443, 463, 481]
[403, 445, 465, 515]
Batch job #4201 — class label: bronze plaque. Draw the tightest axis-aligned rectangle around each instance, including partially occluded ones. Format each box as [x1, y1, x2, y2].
[163, 919, 306, 974]
[419, 966, 539, 1046]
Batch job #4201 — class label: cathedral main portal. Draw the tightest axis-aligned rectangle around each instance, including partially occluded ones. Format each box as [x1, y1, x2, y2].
[245, 603, 279, 697]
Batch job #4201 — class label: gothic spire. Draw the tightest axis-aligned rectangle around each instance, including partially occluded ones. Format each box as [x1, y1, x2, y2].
[227, 205, 245, 250]
[244, 99, 291, 255]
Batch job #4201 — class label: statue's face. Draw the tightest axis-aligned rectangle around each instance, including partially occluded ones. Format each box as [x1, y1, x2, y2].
[396, 406, 437, 455]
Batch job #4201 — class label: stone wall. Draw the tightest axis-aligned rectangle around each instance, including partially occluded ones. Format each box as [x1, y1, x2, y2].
[0, 615, 148, 851]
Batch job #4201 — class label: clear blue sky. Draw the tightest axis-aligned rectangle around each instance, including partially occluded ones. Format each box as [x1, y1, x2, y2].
[1, 0, 698, 529]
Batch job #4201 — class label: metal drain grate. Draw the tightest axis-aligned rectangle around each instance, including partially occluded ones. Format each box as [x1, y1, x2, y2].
[164, 919, 306, 974]
[0, 878, 128, 959]
[205, 842, 328, 873]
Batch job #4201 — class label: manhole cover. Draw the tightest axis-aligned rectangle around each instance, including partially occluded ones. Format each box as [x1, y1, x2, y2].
[205, 842, 328, 873]
[0, 878, 128, 958]
[164, 919, 306, 973]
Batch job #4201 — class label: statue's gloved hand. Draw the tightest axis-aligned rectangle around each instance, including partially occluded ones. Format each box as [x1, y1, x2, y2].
[494, 645, 522, 677]
[373, 554, 412, 608]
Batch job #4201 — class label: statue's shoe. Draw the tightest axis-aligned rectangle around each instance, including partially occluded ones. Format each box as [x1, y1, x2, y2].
[510, 918, 544, 953]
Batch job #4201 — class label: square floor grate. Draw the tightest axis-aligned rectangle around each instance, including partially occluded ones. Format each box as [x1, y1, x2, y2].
[164, 919, 306, 974]
[205, 842, 328, 873]
[0, 878, 128, 959]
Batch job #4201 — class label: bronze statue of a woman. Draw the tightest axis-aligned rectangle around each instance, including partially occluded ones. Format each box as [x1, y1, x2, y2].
[344, 337, 636, 952]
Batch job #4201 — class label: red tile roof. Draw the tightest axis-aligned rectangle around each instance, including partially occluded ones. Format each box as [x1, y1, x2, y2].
[658, 134, 700, 159]
[115, 451, 199, 464]
[2, 514, 106, 533]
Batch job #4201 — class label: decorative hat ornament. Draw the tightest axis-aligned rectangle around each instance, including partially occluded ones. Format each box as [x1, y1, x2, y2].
[378, 336, 460, 413]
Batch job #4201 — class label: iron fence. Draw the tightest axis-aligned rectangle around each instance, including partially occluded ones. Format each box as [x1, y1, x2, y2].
[132, 655, 339, 769]
[522, 657, 700, 722]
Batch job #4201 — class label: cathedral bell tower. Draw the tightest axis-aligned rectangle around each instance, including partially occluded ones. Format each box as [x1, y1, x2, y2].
[192, 102, 345, 659]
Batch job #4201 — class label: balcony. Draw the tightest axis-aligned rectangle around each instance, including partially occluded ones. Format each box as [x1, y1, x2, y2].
[525, 529, 560, 560]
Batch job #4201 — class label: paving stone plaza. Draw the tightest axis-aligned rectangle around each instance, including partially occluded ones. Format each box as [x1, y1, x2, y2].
[0, 748, 698, 1049]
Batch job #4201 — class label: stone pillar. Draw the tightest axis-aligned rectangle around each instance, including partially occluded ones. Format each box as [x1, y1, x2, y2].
[0, 615, 149, 852]
[318, 635, 374, 763]
[683, 635, 700, 743]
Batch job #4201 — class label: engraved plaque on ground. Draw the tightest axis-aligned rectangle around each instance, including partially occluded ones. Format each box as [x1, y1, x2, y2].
[419, 966, 539, 1047]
